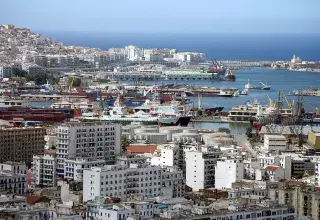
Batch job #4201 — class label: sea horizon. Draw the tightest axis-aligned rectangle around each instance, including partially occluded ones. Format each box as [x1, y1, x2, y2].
[38, 31, 320, 61]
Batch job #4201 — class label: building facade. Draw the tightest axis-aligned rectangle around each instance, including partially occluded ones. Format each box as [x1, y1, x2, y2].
[185, 151, 222, 191]
[0, 126, 46, 165]
[32, 152, 57, 187]
[215, 160, 244, 189]
[56, 122, 121, 177]
[0, 162, 27, 194]
[83, 164, 185, 202]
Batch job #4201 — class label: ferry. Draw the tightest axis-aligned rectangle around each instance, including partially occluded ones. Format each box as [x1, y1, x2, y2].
[0, 98, 28, 108]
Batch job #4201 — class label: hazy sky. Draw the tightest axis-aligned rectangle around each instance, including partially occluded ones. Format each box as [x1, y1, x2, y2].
[1, 0, 320, 33]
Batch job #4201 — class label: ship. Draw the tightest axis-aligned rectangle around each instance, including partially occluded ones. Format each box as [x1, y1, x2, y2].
[224, 69, 236, 81]
[81, 96, 191, 126]
[244, 80, 271, 90]
[0, 106, 74, 123]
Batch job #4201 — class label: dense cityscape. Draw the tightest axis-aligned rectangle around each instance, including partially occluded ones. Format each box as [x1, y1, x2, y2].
[0, 23, 320, 220]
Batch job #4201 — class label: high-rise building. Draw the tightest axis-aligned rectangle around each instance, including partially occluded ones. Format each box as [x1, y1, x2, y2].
[32, 150, 57, 187]
[185, 151, 222, 191]
[56, 122, 121, 177]
[0, 127, 46, 165]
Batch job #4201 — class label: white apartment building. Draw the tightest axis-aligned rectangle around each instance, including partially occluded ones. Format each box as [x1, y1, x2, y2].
[150, 143, 180, 167]
[258, 155, 292, 179]
[56, 122, 121, 177]
[86, 200, 154, 220]
[0, 162, 27, 175]
[124, 45, 143, 61]
[32, 152, 57, 187]
[0, 162, 27, 194]
[185, 151, 222, 191]
[64, 158, 107, 182]
[83, 164, 184, 202]
[264, 134, 287, 151]
[215, 160, 244, 189]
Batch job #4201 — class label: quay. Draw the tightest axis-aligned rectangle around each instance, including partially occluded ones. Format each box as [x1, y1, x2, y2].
[191, 117, 250, 124]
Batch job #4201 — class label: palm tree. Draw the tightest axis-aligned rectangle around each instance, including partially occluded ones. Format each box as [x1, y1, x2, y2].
[121, 137, 130, 154]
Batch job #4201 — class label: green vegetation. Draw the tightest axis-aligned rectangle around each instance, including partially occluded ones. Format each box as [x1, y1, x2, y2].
[68, 77, 82, 87]
[26, 72, 49, 85]
[12, 68, 28, 77]
[121, 137, 130, 154]
[246, 127, 253, 139]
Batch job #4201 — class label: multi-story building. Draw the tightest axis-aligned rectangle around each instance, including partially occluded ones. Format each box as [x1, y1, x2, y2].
[264, 134, 288, 151]
[215, 160, 244, 189]
[0, 162, 27, 194]
[258, 154, 292, 179]
[86, 200, 154, 220]
[83, 164, 184, 202]
[268, 181, 320, 219]
[32, 150, 57, 187]
[64, 158, 107, 182]
[0, 66, 13, 78]
[185, 151, 222, 191]
[0, 126, 46, 164]
[56, 122, 121, 177]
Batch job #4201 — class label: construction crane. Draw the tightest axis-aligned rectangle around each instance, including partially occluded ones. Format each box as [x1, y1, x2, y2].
[281, 92, 294, 113]
[265, 93, 275, 107]
[303, 99, 319, 114]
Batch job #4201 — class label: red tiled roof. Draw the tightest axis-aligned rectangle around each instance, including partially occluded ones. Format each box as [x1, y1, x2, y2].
[127, 144, 157, 154]
[265, 165, 280, 172]
[26, 195, 41, 204]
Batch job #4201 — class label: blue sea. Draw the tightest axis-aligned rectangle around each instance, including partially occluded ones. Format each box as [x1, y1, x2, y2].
[34, 31, 320, 133]
[42, 31, 320, 61]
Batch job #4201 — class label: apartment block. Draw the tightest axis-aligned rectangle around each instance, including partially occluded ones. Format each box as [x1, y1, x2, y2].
[0, 162, 27, 194]
[0, 126, 46, 165]
[83, 164, 185, 202]
[56, 122, 121, 176]
[32, 150, 57, 187]
[185, 151, 222, 191]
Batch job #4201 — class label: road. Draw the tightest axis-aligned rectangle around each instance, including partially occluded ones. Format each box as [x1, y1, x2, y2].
[234, 134, 257, 157]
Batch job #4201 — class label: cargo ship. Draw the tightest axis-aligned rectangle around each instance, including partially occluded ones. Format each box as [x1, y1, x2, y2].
[0, 106, 74, 123]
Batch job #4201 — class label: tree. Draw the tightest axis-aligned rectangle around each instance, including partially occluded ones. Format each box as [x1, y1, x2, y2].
[246, 127, 253, 139]
[68, 77, 81, 88]
[26, 72, 49, 85]
[218, 127, 231, 134]
[12, 68, 28, 77]
[121, 137, 130, 154]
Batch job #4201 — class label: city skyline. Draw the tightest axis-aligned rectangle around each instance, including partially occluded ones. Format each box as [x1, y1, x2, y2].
[1, 0, 320, 34]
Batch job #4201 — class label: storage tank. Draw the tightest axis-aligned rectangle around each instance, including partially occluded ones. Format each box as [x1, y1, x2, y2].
[140, 133, 167, 145]
[172, 132, 202, 143]
[160, 127, 183, 141]
[134, 126, 159, 134]
[122, 124, 142, 135]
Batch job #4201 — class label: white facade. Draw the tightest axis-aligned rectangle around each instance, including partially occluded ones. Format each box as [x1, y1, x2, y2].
[45, 135, 57, 149]
[83, 164, 184, 202]
[185, 151, 221, 191]
[0, 162, 27, 194]
[86, 201, 154, 220]
[124, 45, 143, 61]
[32, 153, 57, 187]
[258, 155, 292, 179]
[64, 158, 107, 182]
[150, 144, 180, 167]
[215, 160, 244, 190]
[56, 122, 121, 177]
[264, 135, 287, 151]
